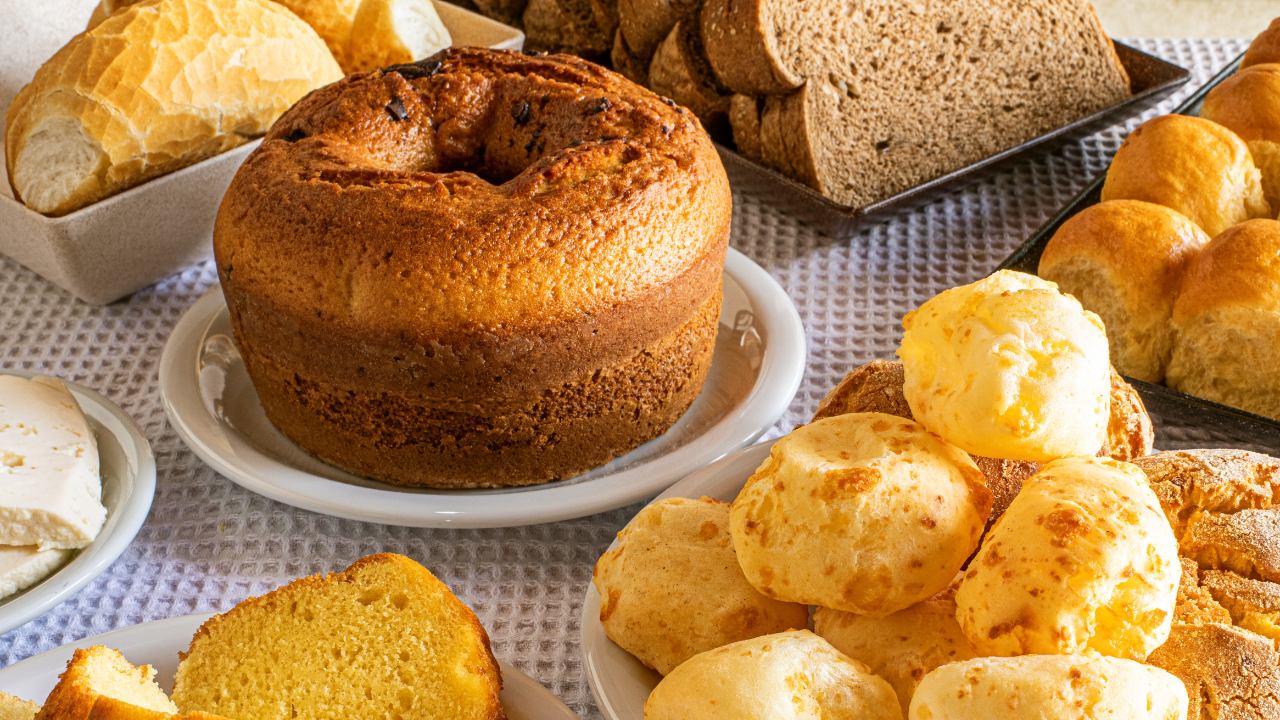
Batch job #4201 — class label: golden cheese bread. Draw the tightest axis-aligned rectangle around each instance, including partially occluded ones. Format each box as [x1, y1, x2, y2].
[730, 412, 991, 616]
[814, 589, 976, 716]
[1203, 63, 1280, 212]
[1100, 114, 1271, 237]
[1038, 200, 1211, 383]
[897, 270, 1112, 462]
[1136, 449, 1280, 720]
[812, 359, 1154, 523]
[1167, 219, 1280, 420]
[216, 48, 731, 488]
[908, 655, 1188, 720]
[1243, 17, 1280, 68]
[643, 630, 902, 720]
[171, 554, 503, 720]
[592, 497, 808, 676]
[955, 456, 1180, 659]
[7, 0, 341, 217]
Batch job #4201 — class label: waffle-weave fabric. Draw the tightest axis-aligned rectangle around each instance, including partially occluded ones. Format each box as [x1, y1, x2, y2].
[0, 38, 1254, 718]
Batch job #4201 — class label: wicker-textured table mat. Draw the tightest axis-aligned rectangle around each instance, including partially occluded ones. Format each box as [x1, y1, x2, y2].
[0, 38, 1251, 718]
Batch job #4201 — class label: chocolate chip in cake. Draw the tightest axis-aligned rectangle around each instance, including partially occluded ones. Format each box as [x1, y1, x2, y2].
[512, 100, 532, 125]
[588, 97, 611, 114]
[385, 96, 408, 122]
[386, 58, 442, 80]
[283, 128, 307, 143]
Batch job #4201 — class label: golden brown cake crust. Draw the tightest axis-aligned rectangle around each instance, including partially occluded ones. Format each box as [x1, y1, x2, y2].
[216, 48, 731, 487]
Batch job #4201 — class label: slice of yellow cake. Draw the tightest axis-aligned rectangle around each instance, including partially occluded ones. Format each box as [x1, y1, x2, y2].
[171, 553, 504, 720]
[32, 645, 223, 720]
[0, 691, 39, 720]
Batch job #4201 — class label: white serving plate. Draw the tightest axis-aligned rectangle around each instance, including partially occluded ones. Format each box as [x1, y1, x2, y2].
[0, 613, 576, 720]
[0, 0, 524, 305]
[580, 440, 775, 720]
[0, 371, 156, 637]
[158, 249, 805, 528]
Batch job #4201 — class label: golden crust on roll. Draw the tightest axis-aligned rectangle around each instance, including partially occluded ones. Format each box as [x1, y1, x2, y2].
[897, 270, 1112, 463]
[1167, 219, 1280, 420]
[1243, 18, 1280, 69]
[730, 413, 991, 616]
[1038, 200, 1211, 383]
[955, 457, 1180, 659]
[592, 497, 808, 676]
[908, 655, 1188, 720]
[643, 630, 902, 720]
[813, 359, 1153, 523]
[1203, 63, 1280, 212]
[814, 590, 976, 715]
[1100, 114, 1270, 237]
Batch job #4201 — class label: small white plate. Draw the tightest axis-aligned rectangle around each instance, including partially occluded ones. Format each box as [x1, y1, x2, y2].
[580, 440, 775, 720]
[158, 249, 804, 528]
[0, 372, 156, 636]
[0, 613, 576, 720]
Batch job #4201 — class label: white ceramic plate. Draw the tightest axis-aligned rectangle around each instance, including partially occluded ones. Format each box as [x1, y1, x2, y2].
[580, 440, 775, 720]
[158, 249, 804, 528]
[0, 372, 156, 636]
[0, 613, 576, 720]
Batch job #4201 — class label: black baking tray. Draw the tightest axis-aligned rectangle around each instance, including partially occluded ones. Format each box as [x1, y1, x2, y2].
[998, 52, 1280, 453]
[718, 42, 1191, 237]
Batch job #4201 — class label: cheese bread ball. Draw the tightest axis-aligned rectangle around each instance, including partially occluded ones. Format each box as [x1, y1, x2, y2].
[908, 655, 1188, 720]
[955, 456, 1180, 659]
[897, 270, 1111, 463]
[814, 591, 976, 715]
[644, 630, 902, 720]
[592, 497, 808, 675]
[730, 412, 991, 616]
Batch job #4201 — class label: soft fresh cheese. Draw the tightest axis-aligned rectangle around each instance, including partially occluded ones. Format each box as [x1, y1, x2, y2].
[0, 375, 106, 549]
[0, 545, 71, 600]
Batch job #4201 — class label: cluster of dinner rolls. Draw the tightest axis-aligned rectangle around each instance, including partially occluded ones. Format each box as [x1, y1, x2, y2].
[1040, 23, 1280, 420]
[897, 270, 1112, 462]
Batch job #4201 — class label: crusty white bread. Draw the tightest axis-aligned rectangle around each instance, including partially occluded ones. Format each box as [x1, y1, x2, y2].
[345, 0, 453, 72]
[0, 692, 38, 720]
[1243, 17, 1280, 68]
[1101, 115, 1271, 238]
[1168, 219, 1280, 420]
[1203, 63, 1280, 212]
[7, 0, 341, 216]
[700, 0, 1130, 207]
[171, 553, 504, 720]
[1038, 200, 1211, 383]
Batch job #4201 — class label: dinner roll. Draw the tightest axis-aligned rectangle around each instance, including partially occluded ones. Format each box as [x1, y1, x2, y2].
[730, 413, 991, 616]
[955, 456, 1180, 659]
[908, 655, 1188, 720]
[1038, 200, 1211, 383]
[1100, 114, 1270, 237]
[592, 497, 808, 676]
[814, 590, 976, 715]
[1203, 63, 1280, 211]
[1168, 219, 1280, 419]
[1243, 18, 1280, 68]
[644, 630, 902, 720]
[897, 270, 1111, 462]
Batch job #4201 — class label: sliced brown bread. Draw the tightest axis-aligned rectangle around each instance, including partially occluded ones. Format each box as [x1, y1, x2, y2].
[472, 0, 528, 25]
[171, 554, 504, 720]
[590, 0, 619, 39]
[702, 0, 1130, 207]
[617, 0, 697, 60]
[647, 20, 728, 128]
[523, 0, 611, 55]
[728, 93, 763, 162]
[611, 29, 649, 85]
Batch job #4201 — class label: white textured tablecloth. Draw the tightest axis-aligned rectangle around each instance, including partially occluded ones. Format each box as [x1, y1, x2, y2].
[0, 38, 1253, 718]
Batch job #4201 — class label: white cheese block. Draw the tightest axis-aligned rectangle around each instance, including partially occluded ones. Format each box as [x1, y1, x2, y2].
[0, 376, 106, 549]
[0, 544, 71, 601]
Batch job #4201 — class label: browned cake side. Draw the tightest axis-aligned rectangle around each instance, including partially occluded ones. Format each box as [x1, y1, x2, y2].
[216, 48, 732, 488]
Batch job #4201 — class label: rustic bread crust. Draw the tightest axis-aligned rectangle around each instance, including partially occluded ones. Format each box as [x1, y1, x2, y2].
[698, 0, 800, 95]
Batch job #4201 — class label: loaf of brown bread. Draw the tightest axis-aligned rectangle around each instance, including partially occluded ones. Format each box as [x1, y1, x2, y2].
[647, 19, 727, 128]
[698, 0, 1129, 206]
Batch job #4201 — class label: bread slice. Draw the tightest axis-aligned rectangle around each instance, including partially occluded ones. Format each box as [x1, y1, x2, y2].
[171, 554, 504, 720]
[523, 0, 611, 55]
[617, 0, 697, 60]
[701, 0, 1130, 207]
[647, 21, 728, 128]
[610, 30, 649, 86]
[727, 94, 764, 162]
[0, 692, 38, 720]
[590, 0, 620, 39]
[345, 0, 453, 73]
[472, 0, 529, 25]
[33, 646, 223, 720]
[6, 0, 342, 216]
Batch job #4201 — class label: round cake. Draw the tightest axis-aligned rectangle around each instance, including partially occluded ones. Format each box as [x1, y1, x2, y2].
[214, 48, 732, 488]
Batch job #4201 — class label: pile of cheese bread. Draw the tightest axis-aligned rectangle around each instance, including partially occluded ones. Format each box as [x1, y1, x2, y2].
[1040, 19, 1280, 420]
[461, 0, 1133, 208]
[0, 376, 106, 604]
[5, 0, 453, 216]
[595, 270, 1280, 720]
[0, 554, 505, 720]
